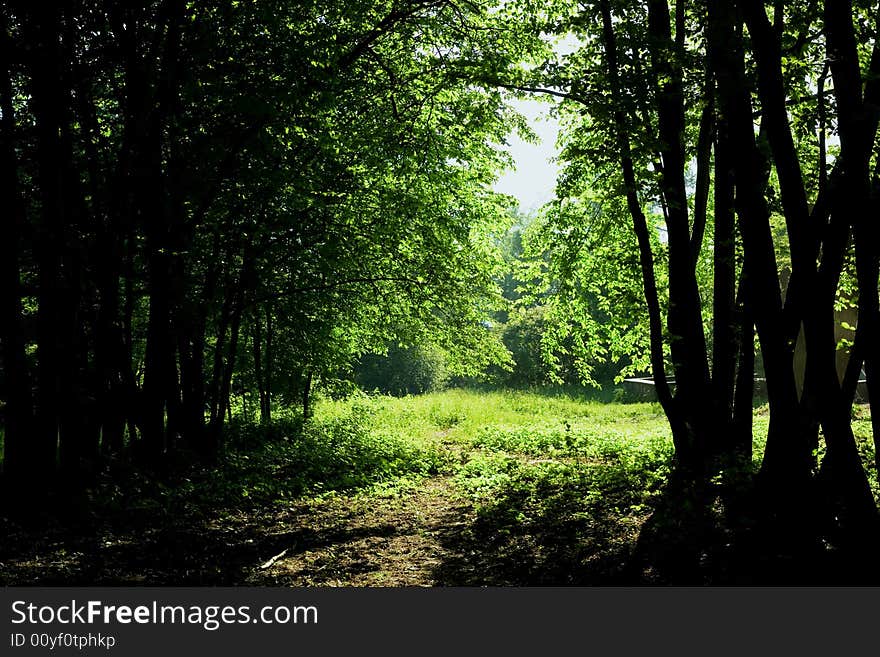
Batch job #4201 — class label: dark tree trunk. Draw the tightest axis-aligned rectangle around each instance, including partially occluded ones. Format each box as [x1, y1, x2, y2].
[0, 8, 35, 482]
[56, 7, 95, 479]
[251, 303, 273, 425]
[597, 0, 679, 446]
[209, 266, 235, 427]
[135, 1, 186, 462]
[142, 248, 177, 459]
[73, 29, 127, 457]
[302, 370, 313, 420]
[178, 229, 224, 454]
[217, 280, 245, 443]
[708, 0, 811, 502]
[646, 0, 712, 470]
[28, 5, 80, 483]
[265, 306, 273, 423]
[121, 234, 140, 447]
[178, 315, 207, 451]
[819, 0, 880, 529]
[732, 314, 754, 462]
[690, 78, 714, 269]
[712, 106, 738, 453]
[252, 310, 267, 423]
[745, 4, 869, 517]
[208, 257, 250, 453]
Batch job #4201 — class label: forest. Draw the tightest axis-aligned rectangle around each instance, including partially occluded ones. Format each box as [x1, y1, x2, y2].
[3, 0, 880, 585]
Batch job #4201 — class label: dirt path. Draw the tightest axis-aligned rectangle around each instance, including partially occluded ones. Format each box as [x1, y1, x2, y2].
[245, 476, 473, 586]
[0, 474, 477, 586]
[0, 427, 646, 585]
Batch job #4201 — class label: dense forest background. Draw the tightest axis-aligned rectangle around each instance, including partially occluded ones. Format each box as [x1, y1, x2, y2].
[3, 0, 880, 584]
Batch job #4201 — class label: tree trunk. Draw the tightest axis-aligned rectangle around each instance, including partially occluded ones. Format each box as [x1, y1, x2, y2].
[816, 0, 879, 530]
[28, 5, 79, 484]
[216, 281, 245, 444]
[712, 106, 738, 454]
[690, 77, 714, 268]
[597, 0, 681, 451]
[646, 0, 712, 470]
[708, 0, 811, 501]
[302, 370, 313, 420]
[208, 258, 250, 453]
[265, 306, 273, 423]
[0, 8, 35, 482]
[135, 1, 187, 462]
[252, 310, 268, 423]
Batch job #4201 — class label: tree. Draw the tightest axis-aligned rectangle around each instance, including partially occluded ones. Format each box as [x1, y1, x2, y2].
[0, 0, 523, 491]
[521, 0, 880, 546]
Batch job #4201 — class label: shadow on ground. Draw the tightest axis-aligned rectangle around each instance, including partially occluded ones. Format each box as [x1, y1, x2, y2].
[5, 464, 879, 585]
[430, 460, 653, 585]
[0, 500, 403, 585]
[430, 467, 880, 585]
[613, 474, 880, 585]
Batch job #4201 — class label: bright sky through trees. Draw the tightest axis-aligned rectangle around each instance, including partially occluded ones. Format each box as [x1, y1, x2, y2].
[494, 97, 561, 211]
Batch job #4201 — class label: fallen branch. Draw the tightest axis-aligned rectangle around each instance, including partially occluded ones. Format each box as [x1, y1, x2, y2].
[259, 548, 289, 570]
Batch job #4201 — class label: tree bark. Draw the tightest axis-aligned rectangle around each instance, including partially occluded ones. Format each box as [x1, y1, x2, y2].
[28, 5, 80, 482]
[597, 0, 680, 449]
[712, 115, 738, 452]
[252, 310, 267, 423]
[302, 370, 313, 420]
[820, 0, 880, 527]
[265, 305, 273, 423]
[0, 8, 35, 482]
[708, 0, 811, 498]
[646, 0, 712, 469]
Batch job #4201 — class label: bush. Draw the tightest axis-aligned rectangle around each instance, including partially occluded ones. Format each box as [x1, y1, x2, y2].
[150, 400, 453, 512]
[355, 343, 450, 396]
[292, 401, 449, 491]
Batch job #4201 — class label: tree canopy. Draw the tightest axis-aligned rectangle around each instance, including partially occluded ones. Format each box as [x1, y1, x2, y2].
[4, 0, 880, 568]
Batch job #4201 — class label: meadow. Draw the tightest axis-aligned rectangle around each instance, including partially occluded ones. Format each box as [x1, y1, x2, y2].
[2, 388, 877, 585]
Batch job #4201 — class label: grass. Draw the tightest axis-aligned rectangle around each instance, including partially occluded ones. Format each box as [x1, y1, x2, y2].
[318, 387, 669, 447]
[5, 388, 879, 585]
[105, 389, 676, 582]
[222, 389, 880, 513]
[304, 388, 675, 505]
[292, 388, 675, 583]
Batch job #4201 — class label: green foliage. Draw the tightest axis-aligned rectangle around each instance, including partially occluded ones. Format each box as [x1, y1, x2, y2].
[228, 384, 670, 512]
[0, 0, 536, 478]
[214, 0, 531, 387]
[119, 400, 455, 513]
[470, 421, 671, 460]
[456, 446, 671, 522]
[445, 389, 674, 583]
[491, 306, 559, 386]
[355, 343, 451, 396]
[291, 402, 451, 492]
[488, 206, 646, 388]
[517, 196, 664, 387]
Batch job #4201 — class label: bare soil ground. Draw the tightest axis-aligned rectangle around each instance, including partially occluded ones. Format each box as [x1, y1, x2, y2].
[247, 477, 472, 586]
[0, 473, 461, 586]
[0, 470, 642, 586]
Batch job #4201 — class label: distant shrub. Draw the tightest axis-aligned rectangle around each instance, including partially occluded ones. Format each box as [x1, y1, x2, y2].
[355, 344, 450, 396]
[171, 400, 453, 510]
[472, 425, 575, 455]
[496, 306, 553, 387]
[291, 401, 450, 491]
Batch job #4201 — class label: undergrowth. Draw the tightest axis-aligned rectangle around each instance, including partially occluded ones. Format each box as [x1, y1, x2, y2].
[101, 389, 880, 536]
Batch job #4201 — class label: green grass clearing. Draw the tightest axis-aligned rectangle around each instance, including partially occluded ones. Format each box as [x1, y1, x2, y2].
[4, 388, 879, 585]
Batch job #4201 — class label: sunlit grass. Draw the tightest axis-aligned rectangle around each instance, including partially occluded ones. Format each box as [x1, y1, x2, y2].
[313, 387, 670, 449]
[91, 390, 880, 521]
[310, 389, 677, 524]
[311, 390, 880, 503]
